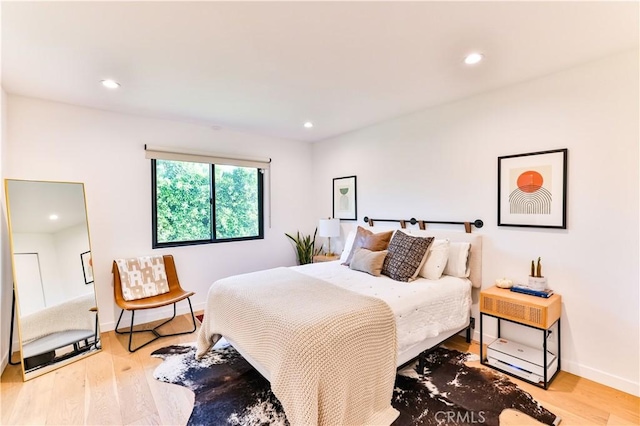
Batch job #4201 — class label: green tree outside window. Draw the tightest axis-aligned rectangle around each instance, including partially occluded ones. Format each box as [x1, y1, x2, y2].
[153, 160, 263, 247]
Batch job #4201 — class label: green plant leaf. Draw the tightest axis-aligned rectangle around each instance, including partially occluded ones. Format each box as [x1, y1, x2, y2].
[284, 228, 319, 265]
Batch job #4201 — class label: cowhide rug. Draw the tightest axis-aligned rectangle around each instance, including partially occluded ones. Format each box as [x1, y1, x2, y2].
[152, 340, 560, 426]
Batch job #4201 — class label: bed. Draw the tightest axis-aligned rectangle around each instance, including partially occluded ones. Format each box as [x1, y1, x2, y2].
[196, 226, 482, 426]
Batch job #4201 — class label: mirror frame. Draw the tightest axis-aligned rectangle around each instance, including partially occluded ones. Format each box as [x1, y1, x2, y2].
[5, 179, 101, 381]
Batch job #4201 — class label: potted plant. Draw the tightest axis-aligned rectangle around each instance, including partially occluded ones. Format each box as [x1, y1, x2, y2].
[528, 257, 548, 290]
[285, 228, 321, 265]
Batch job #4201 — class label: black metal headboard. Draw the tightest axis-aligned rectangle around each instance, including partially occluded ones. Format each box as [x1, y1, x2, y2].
[362, 216, 483, 233]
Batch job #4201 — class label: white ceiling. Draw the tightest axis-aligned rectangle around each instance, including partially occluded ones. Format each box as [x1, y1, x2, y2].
[2, 1, 638, 143]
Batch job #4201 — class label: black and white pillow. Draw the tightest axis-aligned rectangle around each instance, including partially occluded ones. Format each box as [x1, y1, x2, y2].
[382, 231, 433, 282]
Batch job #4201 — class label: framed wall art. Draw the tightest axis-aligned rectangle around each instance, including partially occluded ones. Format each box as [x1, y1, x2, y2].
[498, 149, 567, 229]
[81, 250, 94, 284]
[333, 175, 357, 220]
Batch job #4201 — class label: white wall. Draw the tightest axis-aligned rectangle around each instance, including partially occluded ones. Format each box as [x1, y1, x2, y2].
[312, 50, 639, 396]
[1, 87, 14, 371]
[5, 96, 315, 331]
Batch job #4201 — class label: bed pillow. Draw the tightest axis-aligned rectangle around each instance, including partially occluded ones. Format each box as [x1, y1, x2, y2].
[419, 239, 450, 280]
[339, 230, 357, 264]
[381, 231, 433, 282]
[349, 248, 388, 277]
[342, 226, 393, 266]
[443, 242, 471, 278]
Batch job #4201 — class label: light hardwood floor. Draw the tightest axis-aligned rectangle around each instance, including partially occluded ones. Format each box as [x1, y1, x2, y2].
[2, 314, 638, 425]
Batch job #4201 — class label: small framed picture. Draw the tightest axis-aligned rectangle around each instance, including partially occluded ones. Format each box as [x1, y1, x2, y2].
[333, 176, 357, 221]
[81, 250, 94, 285]
[498, 149, 568, 229]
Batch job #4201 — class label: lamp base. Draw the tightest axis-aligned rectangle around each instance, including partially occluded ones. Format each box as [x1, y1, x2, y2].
[326, 237, 334, 258]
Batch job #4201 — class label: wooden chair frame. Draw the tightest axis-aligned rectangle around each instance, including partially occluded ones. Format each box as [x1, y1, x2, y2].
[112, 255, 196, 352]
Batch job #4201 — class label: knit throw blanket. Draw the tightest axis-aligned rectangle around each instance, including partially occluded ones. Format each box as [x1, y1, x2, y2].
[196, 267, 399, 426]
[115, 255, 169, 301]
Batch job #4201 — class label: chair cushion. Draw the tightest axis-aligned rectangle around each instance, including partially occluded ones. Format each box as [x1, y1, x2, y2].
[115, 256, 170, 301]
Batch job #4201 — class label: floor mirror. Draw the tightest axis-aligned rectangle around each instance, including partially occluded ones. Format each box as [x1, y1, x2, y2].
[5, 179, 101, 381]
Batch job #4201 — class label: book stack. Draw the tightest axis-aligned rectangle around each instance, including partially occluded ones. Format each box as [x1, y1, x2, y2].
[510, 285, 554, 298]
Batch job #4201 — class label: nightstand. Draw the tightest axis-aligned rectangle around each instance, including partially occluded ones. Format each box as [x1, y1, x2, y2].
[479, 285, 562, 389]
[312, 254, 340, 263]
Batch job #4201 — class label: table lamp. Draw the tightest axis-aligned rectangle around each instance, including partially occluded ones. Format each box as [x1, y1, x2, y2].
[318, 218, 340, 256]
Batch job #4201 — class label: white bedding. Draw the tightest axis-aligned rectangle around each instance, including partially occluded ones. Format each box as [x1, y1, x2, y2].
[292, 261, 472, 356]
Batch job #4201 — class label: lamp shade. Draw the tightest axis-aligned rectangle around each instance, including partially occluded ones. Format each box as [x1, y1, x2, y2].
[318, 218, 340, 238]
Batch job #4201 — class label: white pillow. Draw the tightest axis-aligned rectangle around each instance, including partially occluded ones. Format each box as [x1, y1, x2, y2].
[339, 230, 357, 264]
[444, 242, 471, 278]
[419, 239, 450, 280]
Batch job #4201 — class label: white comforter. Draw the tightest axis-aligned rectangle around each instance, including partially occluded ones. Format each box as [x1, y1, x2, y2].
[292, 261, 472, 355]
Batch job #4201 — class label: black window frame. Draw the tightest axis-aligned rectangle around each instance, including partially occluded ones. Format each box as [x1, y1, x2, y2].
[151, 159, 264, 248]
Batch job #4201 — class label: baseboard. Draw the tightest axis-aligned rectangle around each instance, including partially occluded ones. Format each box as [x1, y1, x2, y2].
[471, 330, 639, 397]
[100, 301, 207, 333]
[470, 329, 479, 343]
[3, 336, 21, 372]
[1, 352, 8, 375]
[562, 359, 639, 397]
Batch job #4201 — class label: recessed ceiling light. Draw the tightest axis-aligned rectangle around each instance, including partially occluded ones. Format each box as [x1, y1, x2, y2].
[464, 53, 484, 65]
[101, 79, 121, 89]
[49, 214, 59, 221]
[303, 122, 314, 128]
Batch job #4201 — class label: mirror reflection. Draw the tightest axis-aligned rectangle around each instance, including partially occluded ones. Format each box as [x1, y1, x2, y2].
[6, 179, 101, 380]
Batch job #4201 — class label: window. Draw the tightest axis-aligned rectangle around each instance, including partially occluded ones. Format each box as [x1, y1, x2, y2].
[152, 159, 264, 247]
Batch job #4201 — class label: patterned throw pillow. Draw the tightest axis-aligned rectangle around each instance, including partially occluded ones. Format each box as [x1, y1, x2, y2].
[115, 255, 170, 301]
[382, 231, 434, 282]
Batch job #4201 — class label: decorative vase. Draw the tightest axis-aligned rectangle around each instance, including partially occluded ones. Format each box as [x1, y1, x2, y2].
[528, 276, 548, 290]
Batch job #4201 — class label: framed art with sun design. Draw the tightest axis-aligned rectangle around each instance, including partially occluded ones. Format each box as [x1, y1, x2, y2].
[498, 149, 567, 229]
[333, 175, 357, 220]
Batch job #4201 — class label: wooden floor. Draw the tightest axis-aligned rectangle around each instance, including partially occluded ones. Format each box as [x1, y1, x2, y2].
[2, 313, 638, 425]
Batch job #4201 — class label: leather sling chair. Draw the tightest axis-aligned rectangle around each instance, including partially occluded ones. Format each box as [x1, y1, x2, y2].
[112, 254, 196, 352]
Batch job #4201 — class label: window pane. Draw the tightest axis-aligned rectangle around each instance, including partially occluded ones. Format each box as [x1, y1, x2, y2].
[214, 165, 259, 239]
[156, 160, 211, 243]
